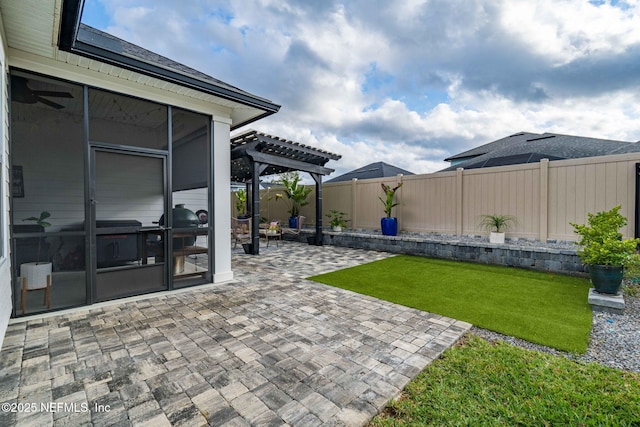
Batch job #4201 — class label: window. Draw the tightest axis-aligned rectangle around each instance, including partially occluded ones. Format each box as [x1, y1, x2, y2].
[171, 108, 211, 287]
[89, 88, 168, 150]
[10, 70, 85, 314]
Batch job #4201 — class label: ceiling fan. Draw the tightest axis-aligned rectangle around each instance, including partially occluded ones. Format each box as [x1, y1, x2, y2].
[11, 76, 73, 109]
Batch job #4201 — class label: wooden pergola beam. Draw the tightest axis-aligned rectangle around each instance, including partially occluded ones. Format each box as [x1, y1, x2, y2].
[229, 130, 341, 254]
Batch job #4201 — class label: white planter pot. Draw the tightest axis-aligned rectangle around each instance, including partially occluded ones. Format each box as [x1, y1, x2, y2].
[489, 232, 505, 244]
[20, 262, 52, 290]
[332, 226, 343, 232]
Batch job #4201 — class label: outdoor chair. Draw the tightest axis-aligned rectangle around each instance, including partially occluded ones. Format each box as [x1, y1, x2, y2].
[282, 216, 305, 241]
[259, 221, 282, 247]
[231, 217, 251, 248]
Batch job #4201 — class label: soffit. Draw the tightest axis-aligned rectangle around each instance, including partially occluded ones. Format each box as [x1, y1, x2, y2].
[0, 0, 59, 58]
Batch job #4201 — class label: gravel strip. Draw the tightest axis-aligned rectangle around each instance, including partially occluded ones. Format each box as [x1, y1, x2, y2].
[472, 283, 640, 373]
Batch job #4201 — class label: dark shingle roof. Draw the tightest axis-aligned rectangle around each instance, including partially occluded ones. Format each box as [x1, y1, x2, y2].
[326, 162, 414, 183]
[441, 132, 640, 171]
[77, 24, 261, 100]
[57, 8, 280, 129]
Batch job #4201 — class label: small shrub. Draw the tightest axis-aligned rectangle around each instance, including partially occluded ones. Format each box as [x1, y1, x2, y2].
[570, 206, 640, 267]
[325, 210, 349, 228]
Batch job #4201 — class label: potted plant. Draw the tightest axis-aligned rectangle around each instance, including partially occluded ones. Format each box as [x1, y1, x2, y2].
[326, 210, 349, 232]
[235, 188, 248, 219]
[479, 214, 517, 244]
[379, 182, 403, 236]
[571, 206, 640, 294]
[278, 172, 312, 228]
[21, 211, 53, 292]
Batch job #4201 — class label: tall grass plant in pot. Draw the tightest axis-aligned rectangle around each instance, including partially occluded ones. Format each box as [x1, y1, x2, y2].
[379, 182, 402, 236]
[479, 214, 517, 244]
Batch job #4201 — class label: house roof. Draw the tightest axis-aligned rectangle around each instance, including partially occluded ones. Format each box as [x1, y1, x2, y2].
[0, 0, 279, 129]
[325, 162, 414, 183]
[67, 23, 280, 128]
[230, 130, 342, 182]
[75, 25, 277, 112]
[441, 132, 640, 171]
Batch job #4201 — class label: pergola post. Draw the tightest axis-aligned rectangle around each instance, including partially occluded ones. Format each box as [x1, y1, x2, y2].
[311, 173, 323, 246]
[245, 182, 251, 215]
[250, 162, 267, 254]
[230, 130, 342, 254]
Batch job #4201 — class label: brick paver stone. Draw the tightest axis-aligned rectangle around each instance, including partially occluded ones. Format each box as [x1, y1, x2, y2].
[0, 243, 471, 426]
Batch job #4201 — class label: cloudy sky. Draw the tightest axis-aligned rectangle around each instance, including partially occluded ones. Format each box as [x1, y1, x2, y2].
[80, 0, 640, 179]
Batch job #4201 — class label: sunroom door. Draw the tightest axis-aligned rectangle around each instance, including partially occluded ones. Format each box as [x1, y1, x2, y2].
[91, 148, 168, 301]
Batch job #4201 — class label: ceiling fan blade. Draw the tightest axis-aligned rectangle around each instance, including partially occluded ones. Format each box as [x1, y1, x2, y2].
[36, 97, 64, 109]
[33, 90, 73, 98]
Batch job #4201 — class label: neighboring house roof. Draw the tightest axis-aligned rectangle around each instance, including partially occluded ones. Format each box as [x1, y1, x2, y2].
[326, 162, 414, 183]
[441, 132, 640, 171]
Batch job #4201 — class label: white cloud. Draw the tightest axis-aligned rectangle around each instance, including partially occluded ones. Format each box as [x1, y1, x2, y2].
[501, 0, 640, 65]
[85, 0, 640, 177]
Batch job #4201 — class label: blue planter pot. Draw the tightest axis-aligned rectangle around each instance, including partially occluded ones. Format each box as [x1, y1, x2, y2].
[589, 264, 623, 294]
[381, 217, 398, 236]
[288, 216, 298, 229]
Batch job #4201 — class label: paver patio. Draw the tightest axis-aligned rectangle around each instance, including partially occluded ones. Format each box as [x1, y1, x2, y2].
[0, 243, 471, 426]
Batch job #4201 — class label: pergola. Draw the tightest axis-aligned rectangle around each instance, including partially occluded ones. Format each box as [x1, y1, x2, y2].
[230, 130, 342, 254]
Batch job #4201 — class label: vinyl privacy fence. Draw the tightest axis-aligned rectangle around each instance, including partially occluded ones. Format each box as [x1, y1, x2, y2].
[237, 152, 640, 242]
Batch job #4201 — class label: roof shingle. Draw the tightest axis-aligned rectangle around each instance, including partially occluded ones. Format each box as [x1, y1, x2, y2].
[441, 132, 640, 171]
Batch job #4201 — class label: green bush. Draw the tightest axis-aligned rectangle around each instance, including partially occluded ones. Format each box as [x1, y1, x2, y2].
[570, 206, 640, 267]
[325, 210, 349, 228]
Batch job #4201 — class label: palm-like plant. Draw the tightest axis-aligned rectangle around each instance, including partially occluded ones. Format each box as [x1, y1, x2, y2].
[235, 189, 247, 217]
[279, 172, 312, 218]
[379, 182, 403, 218]
[479, 214, 516, 233]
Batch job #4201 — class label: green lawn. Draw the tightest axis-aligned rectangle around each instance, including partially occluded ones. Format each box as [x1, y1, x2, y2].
[308, 255, 592, 353]
[371, 335, 640, 426]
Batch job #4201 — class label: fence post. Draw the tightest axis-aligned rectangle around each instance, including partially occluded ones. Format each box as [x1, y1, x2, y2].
[539, 158, 549, 242]
[396, 174, 404, 231]
[456, 168, 463, 236]
[351, 178, 358, 230]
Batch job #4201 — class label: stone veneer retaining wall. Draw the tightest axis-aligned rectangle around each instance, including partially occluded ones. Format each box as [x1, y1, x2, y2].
[291, 230, 586, 276]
